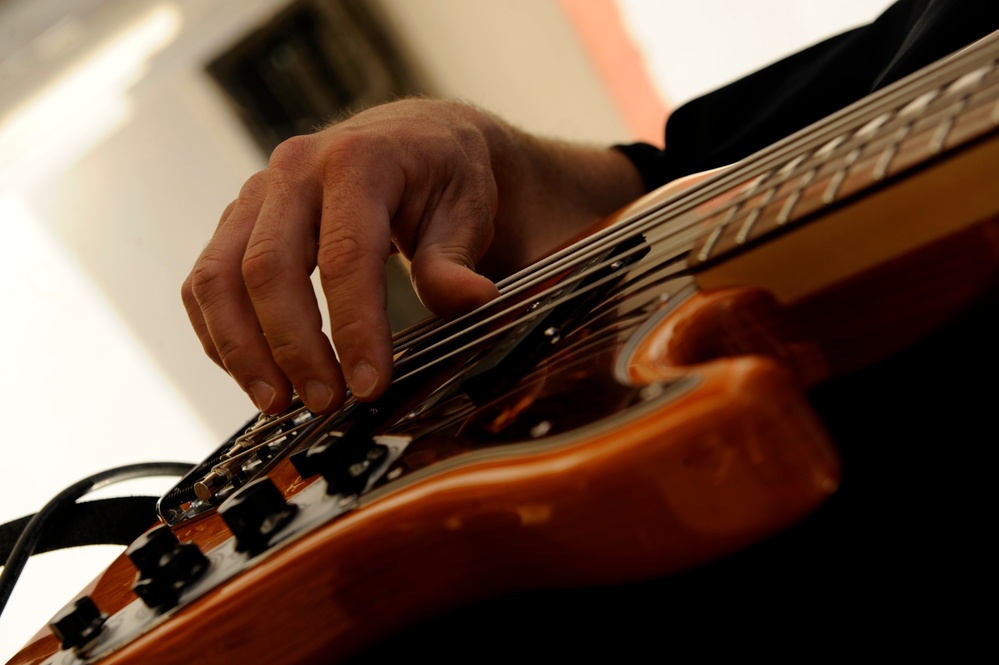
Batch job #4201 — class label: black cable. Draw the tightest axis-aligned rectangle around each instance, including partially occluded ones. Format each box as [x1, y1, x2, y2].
[0, 461, 194, 621]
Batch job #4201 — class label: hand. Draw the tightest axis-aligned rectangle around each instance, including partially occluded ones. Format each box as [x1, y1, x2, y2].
[182, 98, 645, 415]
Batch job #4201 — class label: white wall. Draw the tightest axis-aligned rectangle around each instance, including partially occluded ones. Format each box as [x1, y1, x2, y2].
[618, 0, 896, 106]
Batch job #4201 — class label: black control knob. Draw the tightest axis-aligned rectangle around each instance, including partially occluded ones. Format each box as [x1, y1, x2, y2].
[289, 445, 322, 479]
[323, 442, 388, 496]
[49, 595, 106, 650]
[125, 523, 179, 578]
[218, 476, 298, 555]
[125, 524, 208, 610]
[303, 430, 388, 496]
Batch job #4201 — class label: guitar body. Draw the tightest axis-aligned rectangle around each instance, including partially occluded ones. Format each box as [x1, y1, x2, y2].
[10, 29, 999, 665]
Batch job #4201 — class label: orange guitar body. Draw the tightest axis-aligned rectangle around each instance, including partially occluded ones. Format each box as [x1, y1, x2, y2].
[10, 29, 999, 665]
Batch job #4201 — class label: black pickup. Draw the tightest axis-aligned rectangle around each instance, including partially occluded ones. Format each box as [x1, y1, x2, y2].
[460, 234, 649, 405]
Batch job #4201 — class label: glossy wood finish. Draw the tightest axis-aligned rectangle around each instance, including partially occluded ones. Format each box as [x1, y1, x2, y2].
[12, 356, 839, 665]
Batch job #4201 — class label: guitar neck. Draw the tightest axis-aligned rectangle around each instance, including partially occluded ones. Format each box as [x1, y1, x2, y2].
[686, 29, 999, 301]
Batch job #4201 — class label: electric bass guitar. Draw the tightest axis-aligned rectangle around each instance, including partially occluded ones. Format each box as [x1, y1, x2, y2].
[10, 26, 999, 665]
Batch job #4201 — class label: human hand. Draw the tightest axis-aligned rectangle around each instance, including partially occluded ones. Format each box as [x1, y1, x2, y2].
[182, 99, 644, 415]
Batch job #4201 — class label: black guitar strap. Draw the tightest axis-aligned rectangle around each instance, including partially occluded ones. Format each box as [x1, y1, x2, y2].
[0, 496, 159, 562]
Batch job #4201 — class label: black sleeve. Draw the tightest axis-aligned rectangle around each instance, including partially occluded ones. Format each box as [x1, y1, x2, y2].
[617, 0, 999, 191]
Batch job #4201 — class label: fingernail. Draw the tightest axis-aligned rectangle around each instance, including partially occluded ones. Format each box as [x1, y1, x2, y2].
[248, 381, 276, 412]
[349, 361, 378, 399]
[303, 380, 334, 412]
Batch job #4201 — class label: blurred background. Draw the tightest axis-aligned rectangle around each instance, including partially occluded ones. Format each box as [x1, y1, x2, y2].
[0, 0, 893, 658]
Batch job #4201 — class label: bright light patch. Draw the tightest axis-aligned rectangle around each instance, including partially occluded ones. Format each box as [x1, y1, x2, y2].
[0, 4, 181, 188]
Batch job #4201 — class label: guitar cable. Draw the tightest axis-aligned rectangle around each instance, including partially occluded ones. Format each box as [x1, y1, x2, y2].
[0, 461, 194, 622]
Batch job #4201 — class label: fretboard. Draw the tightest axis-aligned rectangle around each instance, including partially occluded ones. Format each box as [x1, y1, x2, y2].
[686, 29, 999, 270]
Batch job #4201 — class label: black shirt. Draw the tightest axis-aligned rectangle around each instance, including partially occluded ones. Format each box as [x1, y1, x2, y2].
[619, 0, 999, 187]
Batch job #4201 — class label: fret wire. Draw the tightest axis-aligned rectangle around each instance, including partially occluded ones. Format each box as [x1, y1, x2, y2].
[813, 134, 846, 159]
[776, 192, 800, 226]
[795, 90, 937, 190]
[735, 208, 762, 245]
[778, 153, 807, 177]
[722, 92, 938, 229]
[946, 65, 990, 96]
[736, 187, 776, 244]
[822, 147, 862, 204]
[928, 115, 955, 155]
[776, 168, 816, 225]
[853, 112, 891, 140]
[744, 169, 775, 196]
[872, 122, 913, 181]
[714, 61, 996, 226]
[697, 225, 725, 263]
[697, 204, 740, 262]
[687, 75, 990, 261]
[611, 53, 991, 262]
[694, 65, 994, 255]
[898, 89, 939, 119]
[929, 97, 969, 154]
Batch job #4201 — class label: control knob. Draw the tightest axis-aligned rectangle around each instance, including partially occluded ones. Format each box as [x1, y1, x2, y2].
[218, 476, 298, 555]
[49, 595, 106, 650]
[125, 523, 208, 610]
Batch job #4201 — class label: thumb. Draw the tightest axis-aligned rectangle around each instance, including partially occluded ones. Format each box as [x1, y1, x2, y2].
[409, 245, 500, 319]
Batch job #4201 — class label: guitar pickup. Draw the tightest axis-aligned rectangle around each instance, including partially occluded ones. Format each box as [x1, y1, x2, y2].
[460, 234, 649, 405]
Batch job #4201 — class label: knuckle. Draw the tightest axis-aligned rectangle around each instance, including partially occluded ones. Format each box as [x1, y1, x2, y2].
[218, 199, 238, 224]
[238, 170, 269, 201]
[180, 275, 196, 307]
[268, 136, 315, 179]
[328, 129, 377, 158]
[323, 130, 396, 179]
[316, 229, 365, 276]
[214, 335, 245, 371]
[327, 316, 369, 354]
[241, 240, 286, 294]
[267, 336, 304, 371]
[189, 253, 231, 307]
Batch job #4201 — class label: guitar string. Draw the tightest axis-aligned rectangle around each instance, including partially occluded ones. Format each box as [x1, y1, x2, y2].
[384, 42, 999, 372]
[204, 36, 999, 519]
[378, 86, 999, 454]
[391, 37, 999, 351]
[391, 252, 690, 384]
[389, 213, 701, 372]
[388, 90, 985, 385]
[235, 34, 999, 443]
[379, 273, 683, 452]
[234, 36, 999, 463]
[394, 313, 654, 437]
[387, 47, 996, 443]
